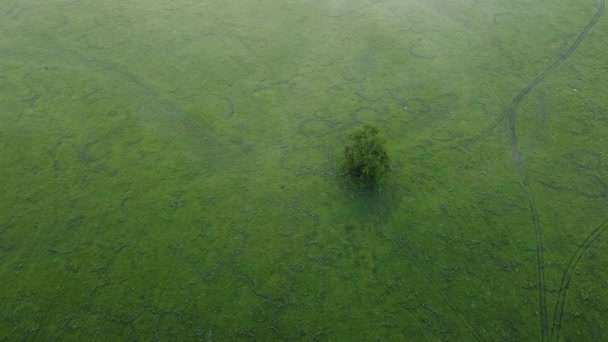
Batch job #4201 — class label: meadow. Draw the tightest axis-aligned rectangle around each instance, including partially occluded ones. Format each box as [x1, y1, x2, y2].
[1, 0, 607, 340]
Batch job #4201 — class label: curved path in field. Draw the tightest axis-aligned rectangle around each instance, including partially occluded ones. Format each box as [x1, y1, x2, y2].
[504, 0, 605, 340]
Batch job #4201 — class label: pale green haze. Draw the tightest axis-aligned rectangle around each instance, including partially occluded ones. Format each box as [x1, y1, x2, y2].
[1, 0, 607, 340]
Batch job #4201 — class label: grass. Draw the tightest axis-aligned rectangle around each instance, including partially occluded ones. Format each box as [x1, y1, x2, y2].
[1, 0, 607, 340]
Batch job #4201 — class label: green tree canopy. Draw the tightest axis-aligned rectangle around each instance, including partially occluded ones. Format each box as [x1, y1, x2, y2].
[341, 124, 390, 188]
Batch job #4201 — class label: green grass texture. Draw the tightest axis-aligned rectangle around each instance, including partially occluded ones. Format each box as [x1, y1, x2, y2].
[1, 0, 607, 340]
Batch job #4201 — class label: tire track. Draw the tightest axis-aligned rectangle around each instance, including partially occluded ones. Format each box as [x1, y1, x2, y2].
[418, 0, 605, 159]
[406, 2, 605, 339]
[506, 1, 605, 340]
[550, 218, 608, 341]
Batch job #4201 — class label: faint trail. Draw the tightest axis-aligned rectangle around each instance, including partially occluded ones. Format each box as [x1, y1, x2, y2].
[550, 218, 608, 341]
[406, 1, 605, 340]
[505, 0, 605, 340]
[419, 0, 605, 159]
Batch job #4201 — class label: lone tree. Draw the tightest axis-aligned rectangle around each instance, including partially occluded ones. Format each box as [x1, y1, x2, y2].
[341, 124, 390, 188]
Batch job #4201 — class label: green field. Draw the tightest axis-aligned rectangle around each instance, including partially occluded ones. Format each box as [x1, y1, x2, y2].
[1, 0, 607, 340]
